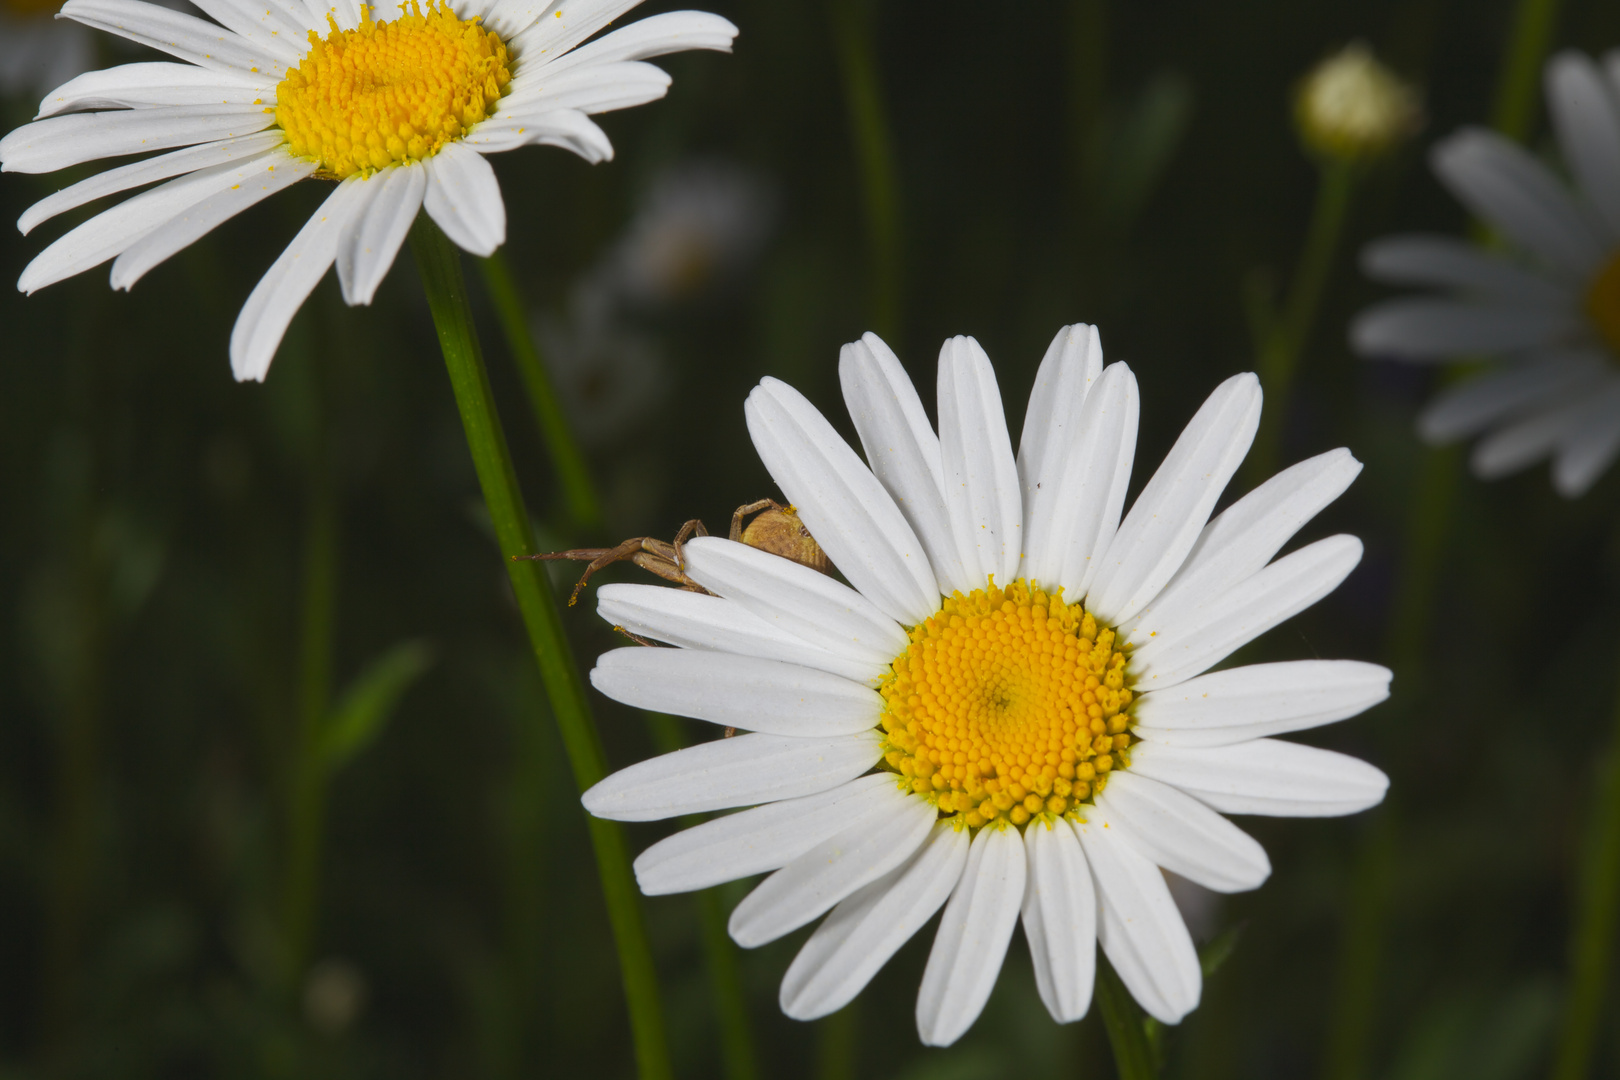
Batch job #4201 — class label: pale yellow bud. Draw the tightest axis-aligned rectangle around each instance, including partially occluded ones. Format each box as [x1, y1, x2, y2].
[1295, 42, 1422, 162]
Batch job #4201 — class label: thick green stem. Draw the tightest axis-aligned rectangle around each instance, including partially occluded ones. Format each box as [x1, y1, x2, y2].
[829, 0, 902, 343]
[815, 1005, 858, 1080]
[1491, 0, 1563, 141]
[280, 475, 338, 990]
[410, 215, 671, 1080]
[1247, 159, 1356, 485]
[1098, 957, 1159, 1080]
[1550, 641, 1620, 1080]
[477, 251, 603, 535]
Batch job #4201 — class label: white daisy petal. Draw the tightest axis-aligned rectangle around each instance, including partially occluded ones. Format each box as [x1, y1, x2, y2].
[1073, 811, 1200, 1024]
[1547, 51, 1620, 238]
[682, 536, 907, 669]
[839, 332, 971, 596]
[109, 150, 317, 290]
[17, 130, 286, 236]
[58, 0, 288, 78]
[34, 62, 275, 120]
[336, 162, 428, 306]
[633, 772, 902, 895]
[1094, 772, 1270, 893]
[1021, 817, 1097, 1023]
[0, 104, 275, 175]
[536, 9, 736, 74]
[581, 729, 884, 822]
[1131, 534, 1364, 691]
[423, 141, 506, 256]
[745, 377, 940, 625]
[596, 583, 882, 685]
[1357, 234, 1572, 308]
[230, 175, 373, 382]
[465, 107, 615, 162]
[915, 825, 1026, 1047]
[1350, 297, 1582, 360]
[509, 0, 646, 62]
[1132, 659, 1391, 748]
[1018, 324, 1105, 590]
[504, 59, 671, 116]
[1470, 387, 1612, 480]
[1126, 448, 1362, 643]
[780, 822, 969, 1021]
[184, 0, 305, 60]
[1552, 383, 1620, 496]
[1417, 352, 1608, 442]
[1087, 373, 1262, 626]
[1128, 738, 1389, 817]
[938, 335, 1023, 586]
[1051, 362, 1140, 601]
[18, 148, 288, 294]
[1430, 127, 1608, 280]
[728, 784, 937, 948]
[589, 647, 882, 738]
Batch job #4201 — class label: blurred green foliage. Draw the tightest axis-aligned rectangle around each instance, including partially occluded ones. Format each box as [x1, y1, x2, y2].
[4, 0, 1620, 1077]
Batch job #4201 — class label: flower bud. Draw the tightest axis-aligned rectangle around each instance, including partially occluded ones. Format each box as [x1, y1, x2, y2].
[1295, 43, 1421, 162]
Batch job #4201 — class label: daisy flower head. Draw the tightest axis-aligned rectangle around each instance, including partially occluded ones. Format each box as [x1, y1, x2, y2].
[1294, 42, 1421, 164]
[581, 325, 1391, 1045]
[1351, 50, 1620, 497]
[0, 0, 738, 382]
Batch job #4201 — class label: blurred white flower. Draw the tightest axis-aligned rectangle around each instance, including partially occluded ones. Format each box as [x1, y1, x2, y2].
[1353, 51, 1620, 496]
[536, 311, 668, 446]
[1295, 42, 1421, 163]
[0, 2, 93, 101]
[586, 159, 775, 313]
[303, 957, 367, 1035]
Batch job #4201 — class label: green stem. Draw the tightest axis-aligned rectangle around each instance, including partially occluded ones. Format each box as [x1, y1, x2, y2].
[1490, 0, 1564, 141]
[815, 1005, 857, 1080]
[646, 712, 760, 1080]
[477, 251, 603, 535]
[410, 215, 671, 1080]
[1247, 159, 1356, 485]
[1097, 957, 1159, 1080]
[281, 473, 338, 991]
[829, 0, 902, 343]
[1551, 643, 1620, 1080]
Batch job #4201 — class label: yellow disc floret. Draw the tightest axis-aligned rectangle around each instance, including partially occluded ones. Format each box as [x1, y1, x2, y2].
[1586, 249, 1620, 356]
[879, 578, 1134, 832]
[275, 1, 512, 180]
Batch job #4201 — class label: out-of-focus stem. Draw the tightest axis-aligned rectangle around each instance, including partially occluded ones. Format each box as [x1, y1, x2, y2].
[280, 474, 337, 991]
[646, 712, 760, 1080]
[1097, 957, 1158, 1079]
[1247, 159, 1356, 485]
[1551, 647, 1620, 1080]
[816, 1005, 857, 1080]
[1491, 0, 1563, 141]
[478, 251, 604, 535]
[410, 215, 671, 1080]
[829, 0, 902, 343]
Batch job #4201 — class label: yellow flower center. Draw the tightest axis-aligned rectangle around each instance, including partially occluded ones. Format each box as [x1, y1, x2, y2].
[1586, 249, 1620, 356]
[879, 579, 1134, 831]
[275, 1, 512, 180]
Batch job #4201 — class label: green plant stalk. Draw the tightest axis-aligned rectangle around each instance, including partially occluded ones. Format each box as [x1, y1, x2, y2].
[1491, 0, 1563, 141]
[280, 476, 338, 990]
[411, 215, 671, 1080]
[815, 1005, 857, 1080]
[829, 0, 902, 343]
[1097, 956, 1158, 1080]
[646, 712, 760, 1080]
[1247, 158, 1356, 485]
[478, 251, 603, 535]
[1551, 649, 1620, 1080]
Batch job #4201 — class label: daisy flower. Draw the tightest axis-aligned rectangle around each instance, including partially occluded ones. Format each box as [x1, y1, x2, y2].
[580, 324, 1391, 1045]
[0, 0, 737, 381]
[1351, 50, 1620, 497]
[0, 0, 94, 101]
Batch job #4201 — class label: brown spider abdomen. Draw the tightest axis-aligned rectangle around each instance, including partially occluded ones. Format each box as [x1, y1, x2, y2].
[740, 506, 831, 575]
